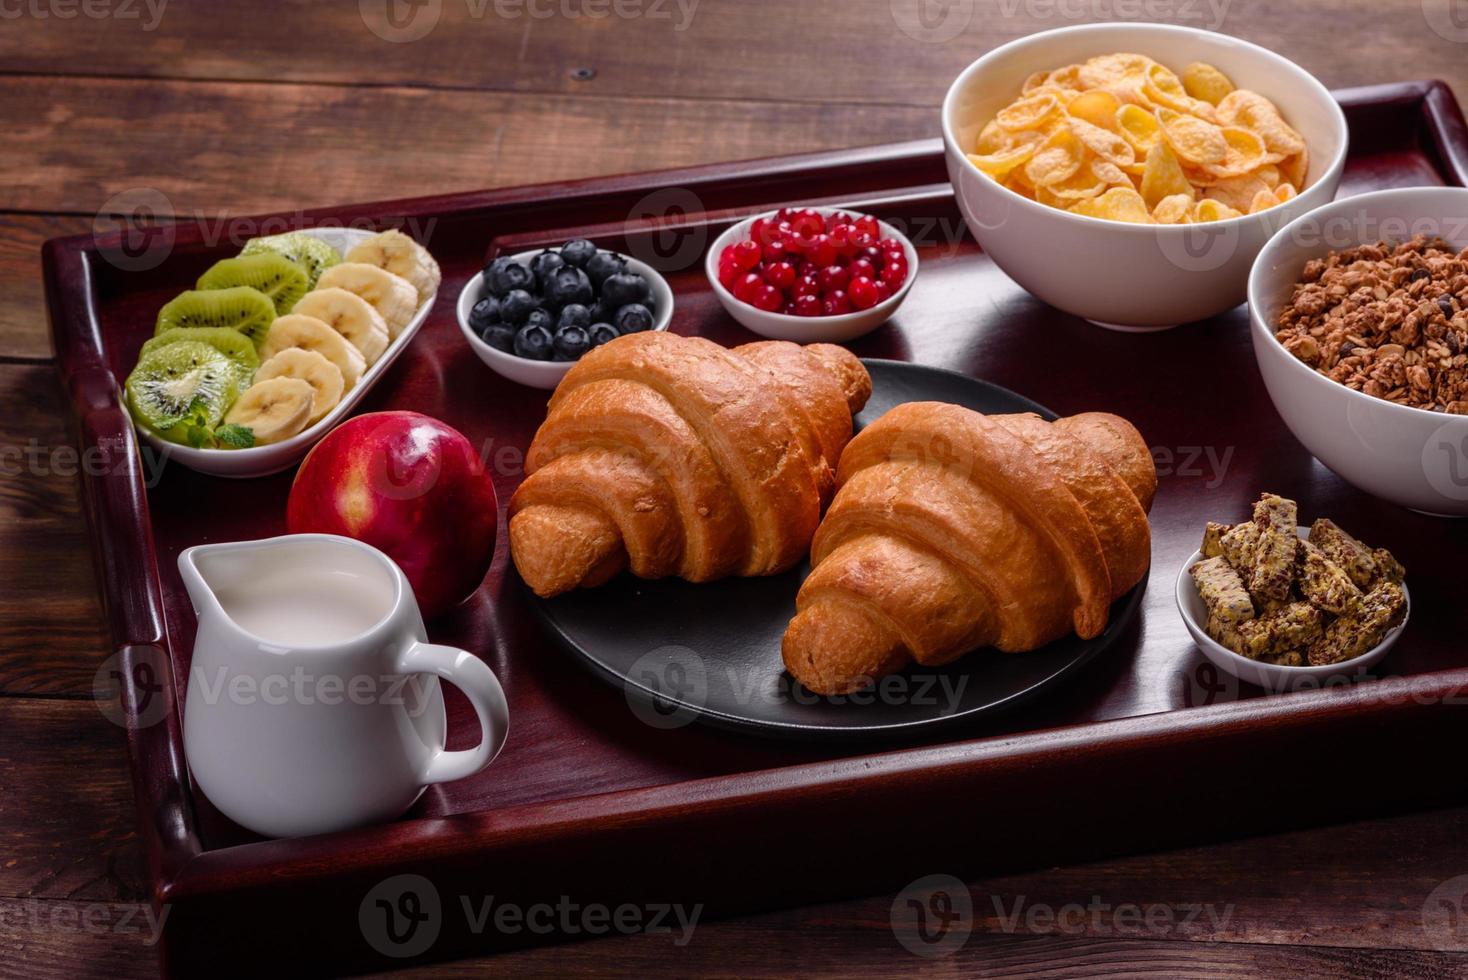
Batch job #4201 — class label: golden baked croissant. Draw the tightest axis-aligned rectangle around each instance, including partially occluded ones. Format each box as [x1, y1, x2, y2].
[508, 332, 871, 598]
[782, 403, 1156, 695]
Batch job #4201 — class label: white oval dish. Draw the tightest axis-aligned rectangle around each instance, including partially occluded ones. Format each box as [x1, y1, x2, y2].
[130, 227, 436, 479]
[457, 249, 673, 390]
[1174, 528, 1410, 693]
[940, 22, 1349, 330]
[703, 207, 918, 343]
[1248, 186, 1468, 516]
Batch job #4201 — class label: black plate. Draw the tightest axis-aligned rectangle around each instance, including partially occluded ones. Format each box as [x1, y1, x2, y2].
[528, 359, 1147, 739]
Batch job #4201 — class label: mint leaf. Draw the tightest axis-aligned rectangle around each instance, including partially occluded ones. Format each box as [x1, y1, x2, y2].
[214, 423, 255, 449]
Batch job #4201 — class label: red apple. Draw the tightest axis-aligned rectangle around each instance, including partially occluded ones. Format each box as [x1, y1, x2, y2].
[287, 412, 497, 620]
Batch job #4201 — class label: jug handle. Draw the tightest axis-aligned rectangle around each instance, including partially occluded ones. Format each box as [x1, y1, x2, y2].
[396, 642, 510, 785]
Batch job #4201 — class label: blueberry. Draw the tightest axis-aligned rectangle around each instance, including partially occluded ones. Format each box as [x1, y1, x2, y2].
[528, 249, 565, 290]
[484, 258, 534, 298]
[553, 324, 592, 361]
[601, 270, 650, 309]
[588, 297, 618, 325]
[560, 238, 597, 268]
[499, 289, 538, 326]
[513, 324, 555, 360]
[480, 322, 515, 353]
[614, 303, 654, 334]
[468, 296, 500, 332]
[558, 303, 592, 328]
[525, 307, 555, 332]
[545, 266, 593, 310]
[589, 322, 620, 347]
[585, 250, 624, 288]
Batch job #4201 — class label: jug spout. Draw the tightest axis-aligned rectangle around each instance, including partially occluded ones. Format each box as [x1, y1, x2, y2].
[177, 541, 247, 616]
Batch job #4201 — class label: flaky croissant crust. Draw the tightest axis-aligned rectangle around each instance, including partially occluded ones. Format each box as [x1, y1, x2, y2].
[782, 403, 1156, 695]
[508, 332, 870, 598]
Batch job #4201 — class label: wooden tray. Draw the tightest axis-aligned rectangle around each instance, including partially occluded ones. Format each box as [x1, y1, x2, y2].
[45, 80, 1468, 977]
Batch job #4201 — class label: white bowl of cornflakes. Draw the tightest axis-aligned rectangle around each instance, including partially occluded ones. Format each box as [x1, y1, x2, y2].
[941, 23, 1347, 331]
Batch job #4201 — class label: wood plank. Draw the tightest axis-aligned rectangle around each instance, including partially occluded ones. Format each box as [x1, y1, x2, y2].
[0, 365, 110, 697]
[0, 699, 149, 903]
[0, 214, 88, 360]
[0, 899, 159, 980]
[0, 0, 1461, 109]
[2, 76, 933, 215]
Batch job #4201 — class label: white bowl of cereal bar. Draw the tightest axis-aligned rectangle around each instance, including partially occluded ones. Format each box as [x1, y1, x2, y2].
[942, 22, 1348, 330]
[1175, 492, 1410, 692]
[1249, 187, 1468, 516]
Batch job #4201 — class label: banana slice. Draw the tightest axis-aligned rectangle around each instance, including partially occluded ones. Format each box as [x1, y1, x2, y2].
[224, 377, 315, 445]
[291, 288, 390, 366]
[260, 314, 366, 391]
[345, 230, 441, 304]
[316, 263, 419, 339]
[254, 348, 344, 424]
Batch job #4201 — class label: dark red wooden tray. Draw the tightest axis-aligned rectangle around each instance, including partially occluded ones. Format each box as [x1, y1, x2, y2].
[45, 80, 1468, 977]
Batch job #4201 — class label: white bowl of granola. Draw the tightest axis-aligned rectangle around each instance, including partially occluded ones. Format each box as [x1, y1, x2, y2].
[1249, 187, 1468, 516]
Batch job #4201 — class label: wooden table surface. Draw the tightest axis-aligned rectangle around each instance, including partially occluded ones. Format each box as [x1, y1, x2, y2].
[5, 2, 1468, 977]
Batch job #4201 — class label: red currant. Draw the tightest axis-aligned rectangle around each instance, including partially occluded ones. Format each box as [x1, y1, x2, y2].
[793, 210, 825, 238]
[882, 250, 907, 271]
[879, 237, 904, 254]
[734, 272, 764, 302]
[793, 294, 823, 317]
[761, 240, 786, 263]
[822, 290, 852, 316]
[883, 260, 908, 289]
[794, 274, 821, 298]
[854, 215, 880, 239]
[752, 283, 784, 312]
[818, 264, 849, 292]
[733, 239, 761, 271]
[718, 257, 740, 288]
[849, 258, 876, 281]
[806, 234, 838, 268]
[849, 276, 880, 310]
[873, 279, 893, 303]
[765, 260, 796, 289]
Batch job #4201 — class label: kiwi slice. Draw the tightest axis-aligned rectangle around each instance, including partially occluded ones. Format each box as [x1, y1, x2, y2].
[156, 287, 277, 349]
[125, 341, 240, 447]
[198, 253, 309, 315]
[139, 327, 259, 387]
[241, 232, 341, 291]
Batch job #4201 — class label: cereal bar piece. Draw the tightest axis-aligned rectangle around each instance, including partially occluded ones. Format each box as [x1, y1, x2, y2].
[1372, 547, 1406, 586]
[1206, 614, 1247, 655]
[1307, 582, 1408, 666]
[1297, 540, 1361, 615]
[1219, 521, 1259, 577]
[1235, 601, 1326, 660]
[1192, 557, 1255, 630]
[1261, 650, 1306, 667]
[1308, 518, 1379, 590]
[1201, 522, 1230, 559]
[1249, 494, 1298, 602]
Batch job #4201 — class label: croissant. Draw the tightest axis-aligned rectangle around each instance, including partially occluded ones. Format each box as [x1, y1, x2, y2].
[508, 332, 871, 598]
[782, 402, 1156, 695]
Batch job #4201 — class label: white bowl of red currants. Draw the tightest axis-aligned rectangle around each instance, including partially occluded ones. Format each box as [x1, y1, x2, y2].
[704, 206, 918, 343]
[457, 240, 673, 389]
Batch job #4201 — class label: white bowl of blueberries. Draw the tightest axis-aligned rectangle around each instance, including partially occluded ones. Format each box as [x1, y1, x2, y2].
[457, 239, 673, 389]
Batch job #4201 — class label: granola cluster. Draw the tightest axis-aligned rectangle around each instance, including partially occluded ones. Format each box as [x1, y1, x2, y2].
[1190, 493, 1406, 667]
[1275, 235, 1468, 414]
